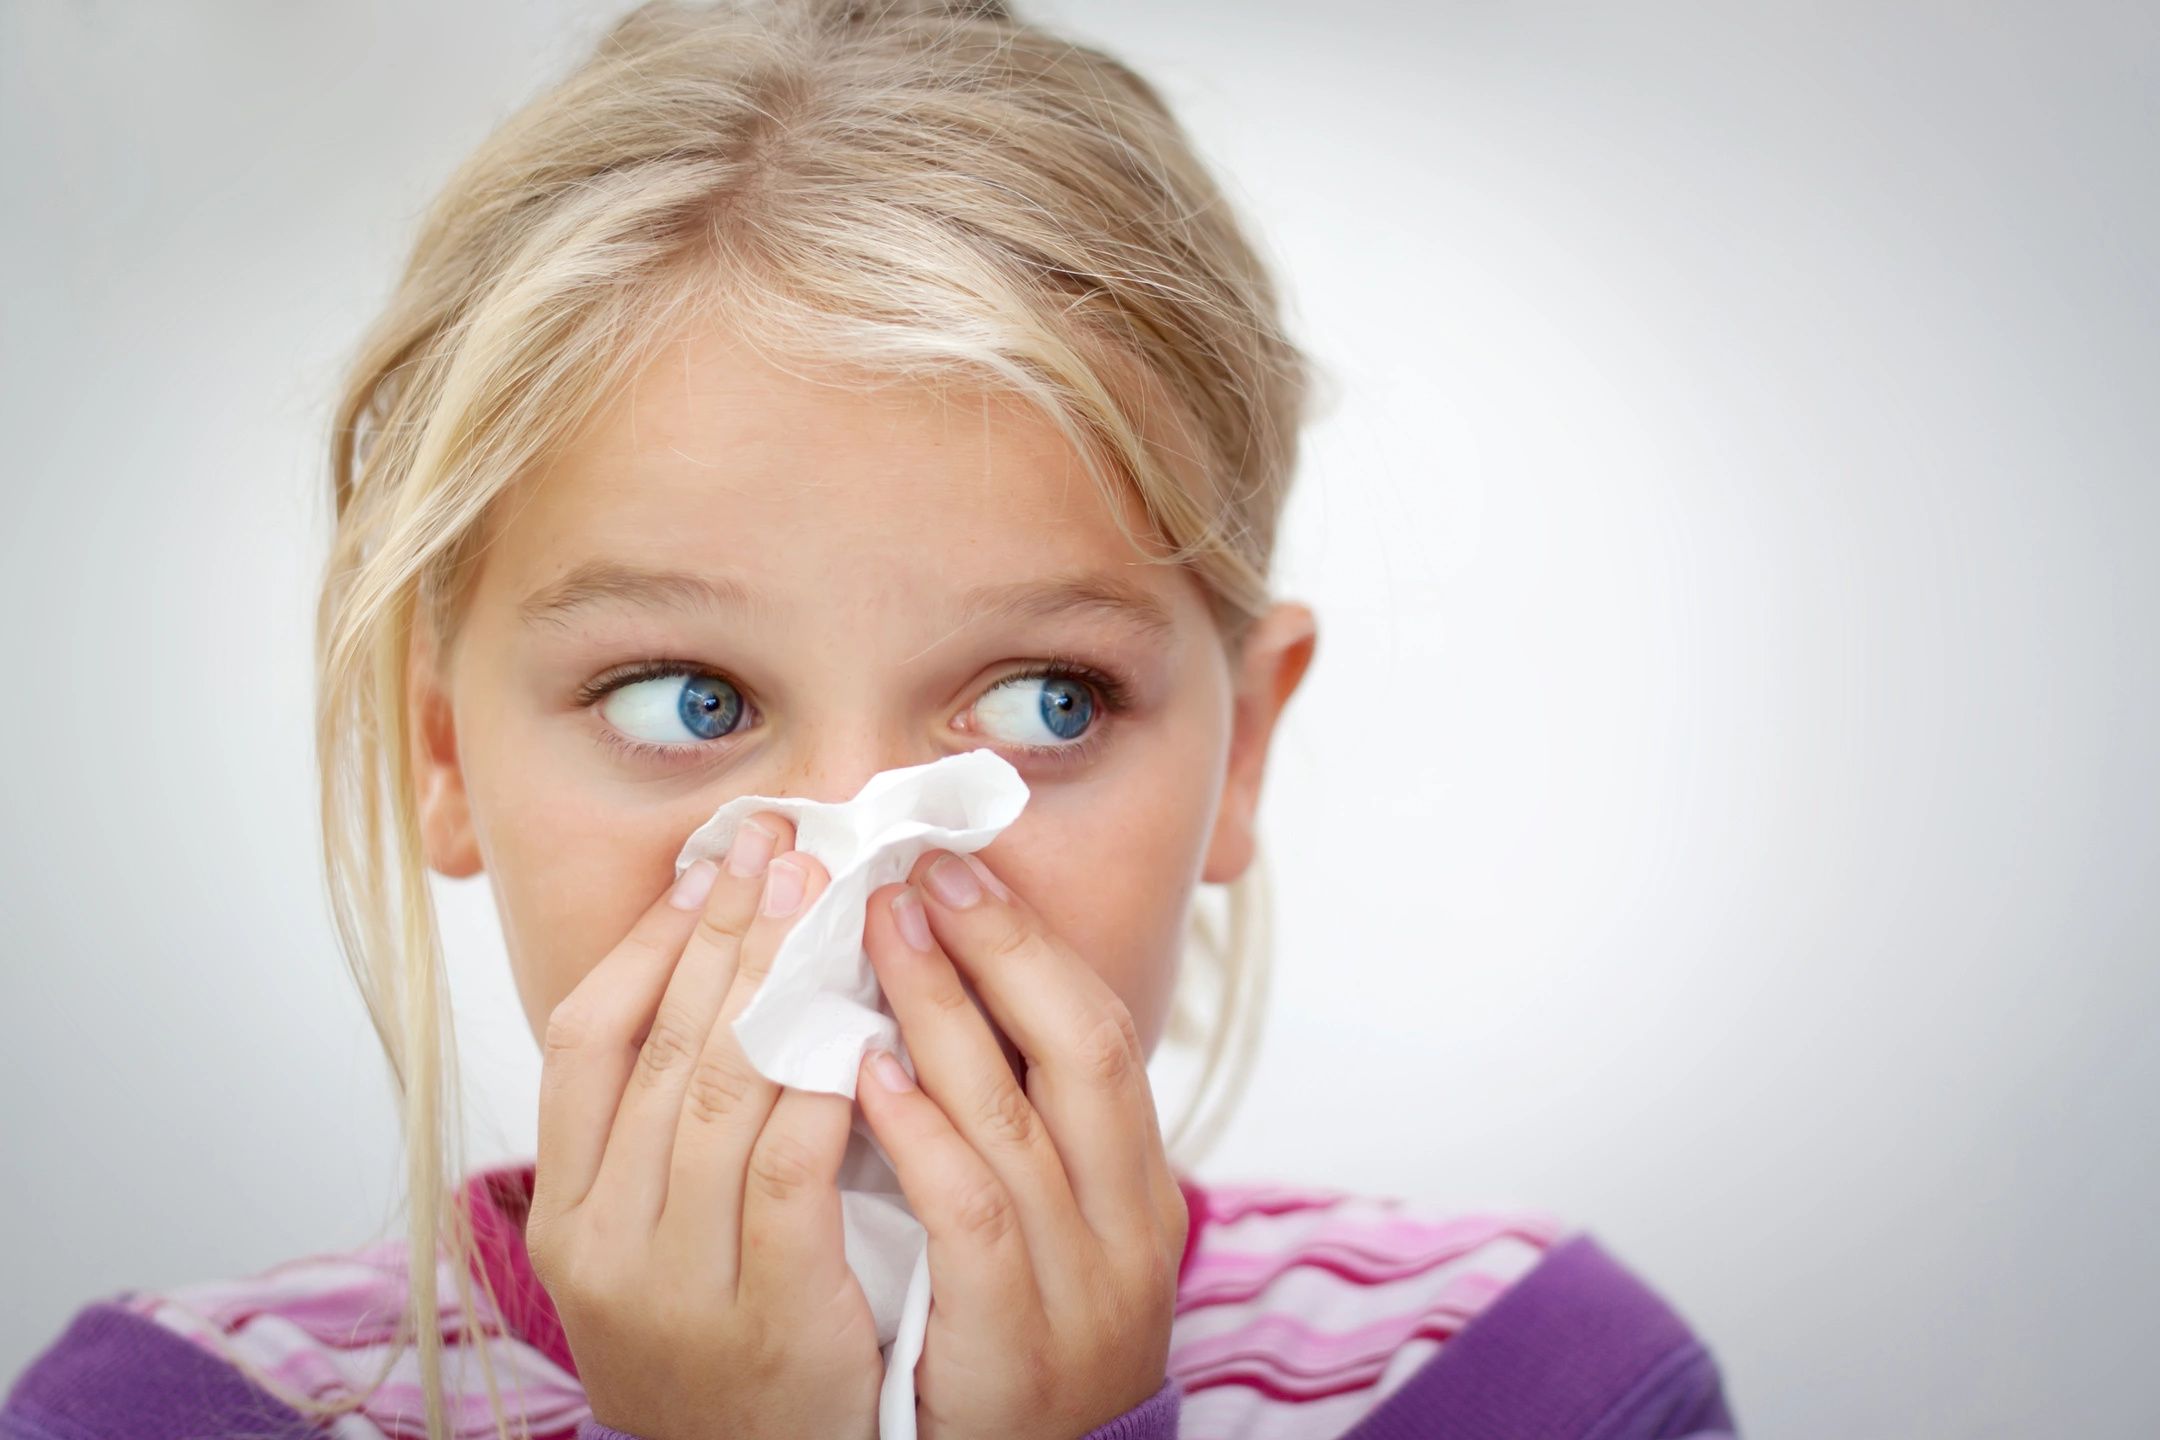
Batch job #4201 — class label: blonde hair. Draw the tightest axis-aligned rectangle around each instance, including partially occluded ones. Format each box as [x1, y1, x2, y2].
[293, 0, 1314, 1433]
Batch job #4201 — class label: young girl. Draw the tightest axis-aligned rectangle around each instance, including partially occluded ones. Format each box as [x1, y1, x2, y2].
[3, 2, 1737, 1437]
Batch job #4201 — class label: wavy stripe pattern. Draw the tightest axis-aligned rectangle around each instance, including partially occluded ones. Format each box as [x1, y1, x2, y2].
[110, 1162, 1567, 1440]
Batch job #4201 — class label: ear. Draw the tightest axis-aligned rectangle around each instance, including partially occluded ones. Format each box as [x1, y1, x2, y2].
[1201, 601, 1318, 885]
[407, 626, 484, 879]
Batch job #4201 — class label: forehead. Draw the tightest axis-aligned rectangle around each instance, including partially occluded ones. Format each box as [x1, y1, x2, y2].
[480, 323, 1180, 621]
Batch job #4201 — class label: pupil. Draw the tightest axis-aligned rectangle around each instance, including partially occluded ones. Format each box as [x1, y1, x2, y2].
[678, 675, 741, 741]
[1038, 678, 1093, 741]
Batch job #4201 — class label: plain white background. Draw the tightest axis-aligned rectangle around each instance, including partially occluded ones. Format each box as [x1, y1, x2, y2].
[4, 3, 2155, 1436]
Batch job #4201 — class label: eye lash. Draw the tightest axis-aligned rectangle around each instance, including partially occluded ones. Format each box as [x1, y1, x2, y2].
[594, 724, 728, 766]
[572, 657, 722, 709]
[998, 652, 1135, 713]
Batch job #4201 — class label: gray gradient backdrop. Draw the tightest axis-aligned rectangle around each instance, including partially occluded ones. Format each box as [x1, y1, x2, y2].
[4, 3, 2155, 1436]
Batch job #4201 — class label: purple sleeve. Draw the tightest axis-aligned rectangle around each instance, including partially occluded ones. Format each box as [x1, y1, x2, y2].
[577, 1375, 1183, 1440]
[1, 1299, 1184, 1440]
[1339, 1233, 1739, 1439]
[2, 1300, 322, 1439]
[1077, 1375, 1182, 1439]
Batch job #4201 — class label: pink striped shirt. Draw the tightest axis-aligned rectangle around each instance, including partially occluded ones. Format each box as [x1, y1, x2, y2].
[5, 1159, 1737, 1439]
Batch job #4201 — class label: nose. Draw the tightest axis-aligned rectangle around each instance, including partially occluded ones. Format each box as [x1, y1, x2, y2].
[763, 738, 950, 808]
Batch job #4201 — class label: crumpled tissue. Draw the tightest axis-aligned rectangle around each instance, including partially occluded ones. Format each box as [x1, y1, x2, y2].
[670, 747, 1032, 1440]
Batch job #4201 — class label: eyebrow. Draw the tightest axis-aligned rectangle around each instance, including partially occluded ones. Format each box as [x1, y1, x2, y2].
[517, 560, 1177, 641]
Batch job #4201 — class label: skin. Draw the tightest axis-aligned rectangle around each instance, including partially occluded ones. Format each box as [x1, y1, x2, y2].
[407, 321, 1316, 1438]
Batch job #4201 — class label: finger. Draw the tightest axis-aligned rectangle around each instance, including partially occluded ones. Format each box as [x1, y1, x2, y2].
[533, 853, 726, 1223]
[730, 845, 829, 996]
[864, 880, 1093, 1275]
[736, 1085, 860, 1314]
[911, 848, 1165, 1247]
[659, 846, 832, 1266]
[589, 813, 789, 1229]
[854, 1043, 1044, 1327]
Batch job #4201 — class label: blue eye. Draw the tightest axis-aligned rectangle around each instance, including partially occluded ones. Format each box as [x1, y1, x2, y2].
[597, 671, 746, 745]
[975, 672, 1097, 748]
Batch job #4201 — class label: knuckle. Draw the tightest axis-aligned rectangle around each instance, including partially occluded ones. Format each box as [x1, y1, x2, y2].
[614, 925, 675, 973]
[541, 998, 598, 1059]
[682, 1047, 758, 1127]
[747, 1130, 823, 1204]
[691, 907, 748, 952]
[1075, 1004, 1143, 1087]
[1162, 1184, 1191, 1257]
[528, 1221, 607, 1309]
[1128, 1243, 1178, 1308]
[952, 1177, 1019, 1247]
[522, 1214, 563, 1289]
[984, 918, 1037, 966]
[975, 1079, 1039, 1151]
[631, 1013, 703, 1087]
[1016, 1339, 1058, 1411]
[727, 1309, 784, 1381]
[928, 977, 978, 1019]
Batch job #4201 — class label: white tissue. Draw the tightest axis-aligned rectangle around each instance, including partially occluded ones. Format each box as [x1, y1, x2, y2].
[669, 748, 1032, 1440]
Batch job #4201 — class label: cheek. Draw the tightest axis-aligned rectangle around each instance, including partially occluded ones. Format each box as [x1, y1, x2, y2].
[471, 772, 695, 1043]
[993, 763, 1218, 1055]
[454, 673, 731, 1042]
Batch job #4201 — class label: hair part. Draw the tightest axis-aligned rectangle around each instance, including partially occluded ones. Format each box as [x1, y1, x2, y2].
[300, 1, 1313, 1432]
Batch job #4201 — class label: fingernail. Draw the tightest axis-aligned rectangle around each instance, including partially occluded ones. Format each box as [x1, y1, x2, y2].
[669, 859, 719, 911]
[761, 856, 806, 917]
[871, 1049, 916, 1093]
[962, 852, 1011, 902]
[926, 852, 983, 908]
[892, 886, 933, 951]
[726, 819, 777, 878]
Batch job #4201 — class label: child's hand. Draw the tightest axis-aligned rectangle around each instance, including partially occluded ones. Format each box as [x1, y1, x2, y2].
[856, 849, 1189, 1440]
[525, 815, 882, 1440]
